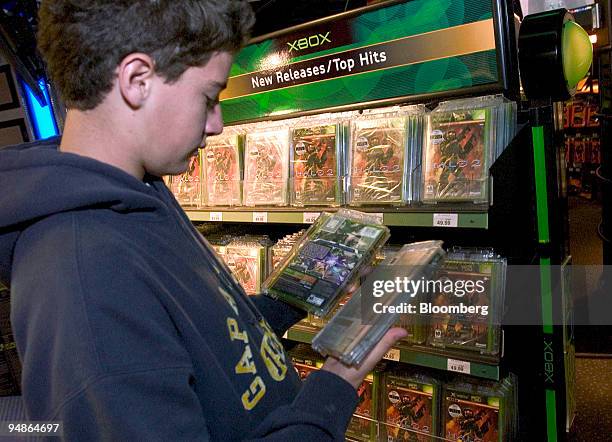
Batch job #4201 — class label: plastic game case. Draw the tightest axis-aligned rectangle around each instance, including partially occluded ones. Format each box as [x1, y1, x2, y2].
[291, 123, 342, 206]
[311, 240, 446, 367]
[422, 108, 491, 203]
[349, 117, 408, 205]
[243, 128, 289, 206]
[442, 383, 505, 442]
[346, 373, 377, 441]
[426, 248, 506, 356]
[170, 150, 203, 206]
[223, 243, 266, 296]
[427, 261, 496, 354]
[381, 373, 438, 442]
[288, 345, 323, 381]
[263, 209, 390, 317]
[204, 133, 242, 206]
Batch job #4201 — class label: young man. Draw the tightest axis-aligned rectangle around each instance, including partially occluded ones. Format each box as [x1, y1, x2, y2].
[0, 1, 406, 440]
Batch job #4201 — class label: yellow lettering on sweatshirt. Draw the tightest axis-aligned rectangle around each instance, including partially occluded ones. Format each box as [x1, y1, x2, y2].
[227, 318, 249, 343]
[242, 376, 266, 410]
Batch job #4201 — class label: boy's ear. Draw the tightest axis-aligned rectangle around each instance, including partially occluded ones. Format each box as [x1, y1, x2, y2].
[117, 53, 156, 109]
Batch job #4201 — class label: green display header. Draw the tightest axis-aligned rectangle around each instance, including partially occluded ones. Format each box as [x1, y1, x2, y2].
[221, 0, 500, 124]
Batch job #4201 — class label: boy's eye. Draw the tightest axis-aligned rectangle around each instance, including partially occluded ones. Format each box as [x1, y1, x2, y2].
[205, 95, 220, 110]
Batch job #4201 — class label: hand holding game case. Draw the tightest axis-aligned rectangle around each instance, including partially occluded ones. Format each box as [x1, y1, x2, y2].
[311, 240, 446, 366]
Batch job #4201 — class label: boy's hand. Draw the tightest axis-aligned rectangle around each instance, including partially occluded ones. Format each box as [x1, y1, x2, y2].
[320, 327, 408, 389]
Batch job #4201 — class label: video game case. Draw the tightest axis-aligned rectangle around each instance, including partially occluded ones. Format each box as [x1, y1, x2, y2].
[290, 122, 344, 207]
[405, 105, 428, 203]
[422, 106, 492, 204]
[271, 231, 306, 270]
[263, 209, 390, 317]
[442, 388, 500, 441]
[346, 372, 379, 442]
[243, 128, 289, 206]
[208, 235, 272, 296]
[0, 284, 11, 334]
[590, 136, 601, 164]
[427, 260, 504, 356]
[563, 103, 570, 129]
[0, 335, 20, 394]
[204, 131, 242, 206]
[288, 344, 324, 380]
[571, 102, 587, 128]
[380, 372, 439, 442]
[586, 103, 600, 127]
[348, 115, 408, 205]
[430, 248, 506, 356]
[170, 150, 203, 206]
[441, 375, 517, 442]
[223, 246, 262, 296]
[312, 241, 445, 367]
[573, 137, 586, 164]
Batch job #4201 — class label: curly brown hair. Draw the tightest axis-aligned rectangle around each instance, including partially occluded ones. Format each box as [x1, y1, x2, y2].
[38, 0, 254, 110]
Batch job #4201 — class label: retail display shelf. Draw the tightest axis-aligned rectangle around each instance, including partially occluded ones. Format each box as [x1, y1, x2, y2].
[284, 327, 500, 381]
[185, 208, 488, 228]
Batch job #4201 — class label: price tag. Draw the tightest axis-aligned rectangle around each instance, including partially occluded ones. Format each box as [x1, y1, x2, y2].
[303, 212, 321, 224]
[252, 212, 268, 223]
[371, 213, 384, 224]
[447, 358, 471, 375]
[383, 348, 400, 362]
[209, 212, 223, 222]
[433, 213, 458, 228]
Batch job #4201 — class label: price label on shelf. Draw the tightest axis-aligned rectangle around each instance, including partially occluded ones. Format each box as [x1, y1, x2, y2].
[252, 212, 268, 223]
[433, 213, 458, 228]
[447, 358, 471, 375]
[383, 348, 400, 362]
[303, 212, 321, 224]
[209, 212, 223, 222]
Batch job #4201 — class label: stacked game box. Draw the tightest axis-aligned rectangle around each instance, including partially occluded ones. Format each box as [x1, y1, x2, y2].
[264, 209, 390, 317]
[441, 375, 517, 442]
[426, 248, 506, 357]
[345, 372, 379, 442]
[288, 344, 324, 380]
[271, 231, 306, 271]
[348, 112, 408, 206]
[243, 126, 290, 206]
[0, 284, 21, 396]
[204, 128, 243, 206]
[290, 115, 347, 207]
[422, 95, 516, 204]
[212, 236, 272, 296]
[287, 344, 379, 442]
[169, 150, 203, 206]
[379, 370, 439, 442]
[347, 105, 426, 205]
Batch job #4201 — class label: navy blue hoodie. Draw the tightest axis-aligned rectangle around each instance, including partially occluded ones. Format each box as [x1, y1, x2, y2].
[0, 139, 358, 441]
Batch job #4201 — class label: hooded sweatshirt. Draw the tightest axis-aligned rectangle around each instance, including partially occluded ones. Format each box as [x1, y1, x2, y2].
[0, 138, 357, 441]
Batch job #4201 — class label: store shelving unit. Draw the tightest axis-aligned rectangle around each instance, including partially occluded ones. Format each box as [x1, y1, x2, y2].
[186, 208, 489, 228]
